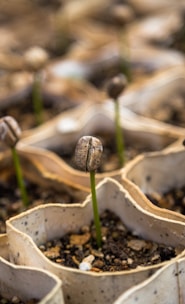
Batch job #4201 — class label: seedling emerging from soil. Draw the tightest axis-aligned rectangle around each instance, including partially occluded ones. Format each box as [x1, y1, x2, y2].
[106, 74, 127, 167]
[0, 116, 29, 207]
[25, 46, 49, 125]
[75, 136, 103, 248]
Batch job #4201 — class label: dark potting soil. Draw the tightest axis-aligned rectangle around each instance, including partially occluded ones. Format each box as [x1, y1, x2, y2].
[39, 209, 179, 272]
[0, 177, 87, 234]
[0, 295, 38, 304]
[146, 185, 185, 215]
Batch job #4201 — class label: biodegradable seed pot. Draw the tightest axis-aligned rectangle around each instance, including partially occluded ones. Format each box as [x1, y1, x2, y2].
[122, 146, 185, 222]
[0, 234, 64, 304]
[6, 178, 185, 304]
[0, 145, 88, 234]
[17, 100, 183, 191]
[114, 256, 185, 304]
[122, 66, 185, 130]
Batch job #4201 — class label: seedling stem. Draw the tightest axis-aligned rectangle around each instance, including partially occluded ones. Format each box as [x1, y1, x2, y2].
[90, 170, 102, 248]
[114, 98, 124, 167]
[33, 73, 43, 125]
[11, 146, 29, 207]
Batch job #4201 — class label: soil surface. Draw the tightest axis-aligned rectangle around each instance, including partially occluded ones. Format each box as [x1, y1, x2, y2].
[39, 209, 180, 272]
[0, 295, 38, 304]
[146, 185, 185, 215]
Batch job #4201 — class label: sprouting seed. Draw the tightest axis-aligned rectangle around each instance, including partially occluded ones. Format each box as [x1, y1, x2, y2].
[75, 136, 103, 248]
[24, 46, 49, 125]
[106, 74, 127, 167]
[0, 116, 29, 207]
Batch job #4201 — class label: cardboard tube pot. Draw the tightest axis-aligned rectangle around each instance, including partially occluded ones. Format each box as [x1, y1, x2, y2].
[114, 256, 185, 304]
[0, 234, 64, 303]
[122, 146, 185, 223]
[6, 178, 185, 304]
[122, 66, 185, 133]
[0, 144, 88, 202]
[17, 100, 182, 192]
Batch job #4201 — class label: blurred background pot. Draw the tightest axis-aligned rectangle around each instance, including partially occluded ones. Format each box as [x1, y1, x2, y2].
[0, 147, 88, 234]
[122, 66, 185, 132]
[16, 100, 183, 191]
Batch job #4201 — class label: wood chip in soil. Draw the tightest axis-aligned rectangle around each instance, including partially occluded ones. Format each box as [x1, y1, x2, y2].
[39, 209, 181, 272]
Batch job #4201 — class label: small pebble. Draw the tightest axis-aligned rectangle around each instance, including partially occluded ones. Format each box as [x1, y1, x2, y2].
[151, 254, 160, 262]
[127, 239, 147, 251]
[79, 255, 95, 271]
[92, 259, 104, 269]
[91, 249, 104, 258]
[70, 233, 90, 246]
[11, 296, 21, 303]
[127, 258, 133, 265]
[44, 246, 60, 259]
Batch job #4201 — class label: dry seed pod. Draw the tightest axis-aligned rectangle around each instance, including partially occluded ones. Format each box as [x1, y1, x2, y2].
[0, 116, 21, 147]
[75, 136, 103, 172]
[106, 74, 127, 99]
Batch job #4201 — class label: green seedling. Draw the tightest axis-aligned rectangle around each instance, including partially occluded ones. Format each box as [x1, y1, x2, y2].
[75, 136, 103, 248]
[0, 116, 29, 207]
[24, 46, 49, 126]
[106, 74, 127, 167]
[119, 32, 132, 82]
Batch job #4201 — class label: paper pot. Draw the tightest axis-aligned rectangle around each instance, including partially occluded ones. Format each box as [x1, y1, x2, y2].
[0, 147, 88, 236]
[20, 98, 182, 151]
[122, 146, 185, 222]
[114, 256, 185, 304]
[16, 99, 182, 192]
[6, 178, 185, 304]
[0, 234, 64, 303]
[0, 143, 88, 201]
[122, 66, 185, 133]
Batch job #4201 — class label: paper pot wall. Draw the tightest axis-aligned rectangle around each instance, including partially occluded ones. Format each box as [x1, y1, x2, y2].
[0, 234, 64, 304]
[6, 178, 185, 304]
[122, 66, 185, 133]
[114, 256, 185, 304]
[16, 99, 183, 192]
[122, 146, 185, 222]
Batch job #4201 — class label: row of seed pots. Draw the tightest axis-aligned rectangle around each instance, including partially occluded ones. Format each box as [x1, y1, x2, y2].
[1, 111, 185, 302]
[0, 66, 185, 303]
[1, 0, 185, 302]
